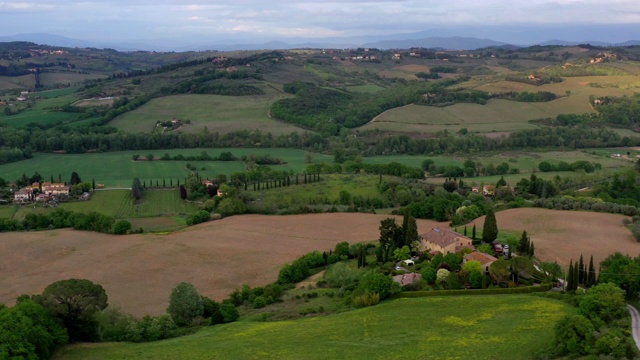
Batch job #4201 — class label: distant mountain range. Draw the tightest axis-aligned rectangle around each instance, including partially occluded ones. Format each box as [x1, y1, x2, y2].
[1, 31, 640, 52]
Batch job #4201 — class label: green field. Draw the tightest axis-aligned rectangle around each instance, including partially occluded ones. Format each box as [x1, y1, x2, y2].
[251, 174, 384, 209]
[0, 89, 84, 127]
[109, 93, 305, 135]
[5, 190, 198, 221]
[0, 148, 334, 187]
[53, 295, 573, 360]
[364, 74, 640, 135]
[361, 98, 593, 134]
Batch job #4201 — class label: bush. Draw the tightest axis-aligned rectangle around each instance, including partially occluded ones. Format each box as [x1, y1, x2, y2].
[220, 302, 239, 323]
[253, 296, 267, 309]
[352, 292, 380, 308]
[96, 305, 134, 342]
[553, 314, 594, 357]
[186, 210, 211, 226]
[112, 220, 132, 235]
[324, 262, 357, 289]
[358, 272, 400, 300]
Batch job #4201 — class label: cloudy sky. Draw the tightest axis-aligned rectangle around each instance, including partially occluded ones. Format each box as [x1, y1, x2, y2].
[1, 0, 640, 46]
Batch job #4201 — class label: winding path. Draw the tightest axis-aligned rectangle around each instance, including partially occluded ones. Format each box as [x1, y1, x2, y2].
[627, 304, 640, 350]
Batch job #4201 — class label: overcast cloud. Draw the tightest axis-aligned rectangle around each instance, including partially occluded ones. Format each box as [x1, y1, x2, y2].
[1, 0, 639, 45]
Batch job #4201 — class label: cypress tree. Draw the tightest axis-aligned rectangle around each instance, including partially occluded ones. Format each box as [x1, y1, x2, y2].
[472, 224, 476, 240]
[464, 225, 468, 237]
[529, 241, 534, 257]
[519, 230, 529, 255]
[567, 260, 574, 291]
[578, 255, 584, 285]
[573, 262, 580, 291]
[92, 178, 96, 190]
[482, 208, 498, 243]
[587, 255, 596, 287]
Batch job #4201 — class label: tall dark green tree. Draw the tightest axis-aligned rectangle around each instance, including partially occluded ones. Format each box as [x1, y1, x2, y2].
[566, 260, 574, 291]
[518, 230, 530, 255]
[573, 261, 580, 291]
[587, 255, 596, 287]
[472, 224, 476, 240]
[131, 177, 143, 200]
[482, 208, 498, 243]
[578, 254, 585, 285]
[69, 172, 81, 186]
[401, 209, 420, 251]
[529, 241, 535, 257]
[377, 218, 402, 263]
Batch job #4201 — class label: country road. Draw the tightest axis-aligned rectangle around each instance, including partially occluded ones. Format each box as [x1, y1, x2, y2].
[627, 304, 640, 350]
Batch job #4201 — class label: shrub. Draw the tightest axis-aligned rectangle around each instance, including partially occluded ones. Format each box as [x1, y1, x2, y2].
[112, 220, 132, 235]
[358, 271, 400, 300]
[352, 292, 380, 308]
[220, 302, 239, 323]
[253, 296, 267, 309]
[324, 262, 357, 289]
[554, 314, 594, 357]
[96, 305, 134, 342]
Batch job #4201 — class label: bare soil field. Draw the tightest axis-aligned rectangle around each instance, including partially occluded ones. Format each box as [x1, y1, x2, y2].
[471, 208, 639, 268]
[2, 209, 634, 317]
[0, 213, 440, 317]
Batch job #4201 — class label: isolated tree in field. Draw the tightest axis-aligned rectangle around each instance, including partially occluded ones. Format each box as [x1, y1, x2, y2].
[481, 208, 498, 243]
[131, 177, 143, 200]
[167, 282, 204, 327]
[41, 278, 108, 342]
[179, 185, 187, 200]
[69, 172, 81, 186]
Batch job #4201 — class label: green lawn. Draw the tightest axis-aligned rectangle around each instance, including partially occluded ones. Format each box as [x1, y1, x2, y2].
[53, 294, 573, 360]
[109, 93, 304, 135]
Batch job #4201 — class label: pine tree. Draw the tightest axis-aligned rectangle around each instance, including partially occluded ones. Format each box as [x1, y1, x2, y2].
[472, 224, 476, 240]
[578, 255, 585, 285]
[566, 260, 574, 291]
[587, 255, 596, 287]
[482, 208, 498, 243]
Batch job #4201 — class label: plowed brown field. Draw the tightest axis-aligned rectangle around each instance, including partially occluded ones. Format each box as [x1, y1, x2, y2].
[0, 213, 441, 316]
[1, 209, 637, 317]
[472, 208, 640, 267]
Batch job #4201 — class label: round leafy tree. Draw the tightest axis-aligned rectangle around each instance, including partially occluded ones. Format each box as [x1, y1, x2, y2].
[167, 282, 204, 326]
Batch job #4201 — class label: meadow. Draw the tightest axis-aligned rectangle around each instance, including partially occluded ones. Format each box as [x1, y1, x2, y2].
[109, 93, 304, 135]
[52, 295, 574, 360]
[0, 148, 630, 188]
[0, 148, 334, 187]
[0, 87, 84, 127]
[363, 74, 640, 135]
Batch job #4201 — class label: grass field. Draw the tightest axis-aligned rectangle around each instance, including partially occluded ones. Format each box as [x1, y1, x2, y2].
[251, 174, 384, 209]
[53, 295, 573, 360]
[0, 88, 83, 127]
[0, 148, 334, 187]
[365, 74, 640, 135]
[361, 97, 594, 134]
[4, 190, 199, 221]
[109, 93, 304, 135]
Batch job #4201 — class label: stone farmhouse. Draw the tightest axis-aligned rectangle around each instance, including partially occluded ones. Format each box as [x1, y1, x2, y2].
[419, 227, 474, 255]
[463, 251, 498, 272]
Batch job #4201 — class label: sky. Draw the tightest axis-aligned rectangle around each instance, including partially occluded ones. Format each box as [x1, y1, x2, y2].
[1, 0, 640, 47]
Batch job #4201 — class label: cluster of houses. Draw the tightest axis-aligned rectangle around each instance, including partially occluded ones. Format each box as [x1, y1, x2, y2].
[13, 182, 70, 204]
[392, 227, 500, 287]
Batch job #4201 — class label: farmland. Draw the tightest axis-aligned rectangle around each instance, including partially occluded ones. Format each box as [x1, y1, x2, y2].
[362, 74, 640, 135]
[53, 295, 573, 360]
[1, 209, 637, 317]
[0, 147, 630, 188]
[109, 93, 304, 135]
[0, 148, 334, 187]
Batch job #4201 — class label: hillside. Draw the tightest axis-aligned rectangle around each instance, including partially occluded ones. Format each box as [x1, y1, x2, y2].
[52, 295, 573, 360]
